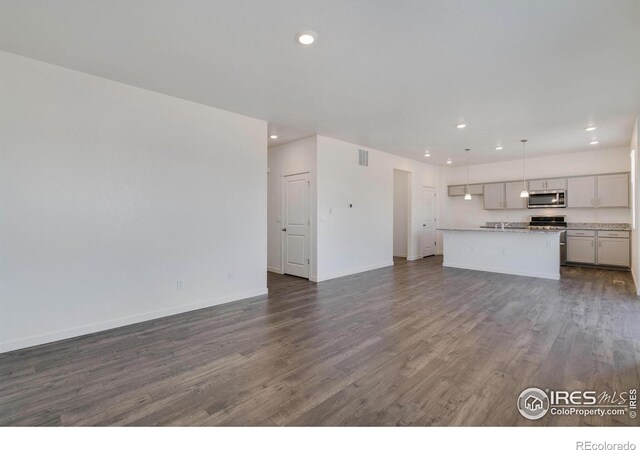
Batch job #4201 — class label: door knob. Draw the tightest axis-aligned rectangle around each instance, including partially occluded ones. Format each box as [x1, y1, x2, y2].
[423, 224, 426, 227]
[282, 228, 287, 232]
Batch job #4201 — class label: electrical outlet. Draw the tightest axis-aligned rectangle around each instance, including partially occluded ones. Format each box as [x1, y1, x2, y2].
[176, 280, 183, 290]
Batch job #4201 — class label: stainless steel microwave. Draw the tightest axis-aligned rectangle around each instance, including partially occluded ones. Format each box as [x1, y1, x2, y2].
[527, 190, 566, 209]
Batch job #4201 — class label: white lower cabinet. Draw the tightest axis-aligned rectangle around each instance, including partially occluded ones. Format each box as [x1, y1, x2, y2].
[566, 230, 631, 268]
[597, 237, 630, 267]
[567, 236, 596, 264]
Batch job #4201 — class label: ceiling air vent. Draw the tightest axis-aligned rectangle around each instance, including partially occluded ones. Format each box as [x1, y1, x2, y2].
[358, 149, 369, 167]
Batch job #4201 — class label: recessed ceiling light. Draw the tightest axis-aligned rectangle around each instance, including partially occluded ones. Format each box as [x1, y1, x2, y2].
[296, 31, 317, 45]
[456, 123, 467, 129]
[269, 134, 278, 139]
[590, 140, 599, 145]
[585, 125, 597, 132]
[495, 146, 503, 151]
[446, 158, 452, 164]
[424, 152, 431, 158]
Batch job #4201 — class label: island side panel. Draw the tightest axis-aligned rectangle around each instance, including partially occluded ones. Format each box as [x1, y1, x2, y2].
[442, 230, 561, 280]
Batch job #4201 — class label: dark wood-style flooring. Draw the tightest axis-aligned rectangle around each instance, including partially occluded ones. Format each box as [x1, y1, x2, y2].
[1, 257, 639, 426]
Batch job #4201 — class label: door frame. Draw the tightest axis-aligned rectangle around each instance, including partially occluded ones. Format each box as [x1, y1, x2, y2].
[421, 185, 438, 258]
[281, 171, 311, 278]
[392, 169, 412, 260]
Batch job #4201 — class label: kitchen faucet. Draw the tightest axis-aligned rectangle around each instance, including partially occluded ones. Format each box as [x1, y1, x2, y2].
[499, 221, 515, 230]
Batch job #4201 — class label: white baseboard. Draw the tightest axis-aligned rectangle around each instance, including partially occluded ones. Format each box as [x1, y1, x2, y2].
[443, 262, 560, 281]
[267, 266, 283, 274]
[631, 268, 640, 296]
[316, 261, 393, 282]
[393, 252, 407, 258]
[0, 287, 268, 354]
[406, 253, 442, 261]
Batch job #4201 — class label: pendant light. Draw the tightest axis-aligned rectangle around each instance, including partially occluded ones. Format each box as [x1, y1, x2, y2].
[520, 139, 529, 198]
[464, 148, 472, 200]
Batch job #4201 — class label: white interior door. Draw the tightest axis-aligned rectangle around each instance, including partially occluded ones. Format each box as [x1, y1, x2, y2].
[282, 173, 310, 278]
[421, 186, 437, 257]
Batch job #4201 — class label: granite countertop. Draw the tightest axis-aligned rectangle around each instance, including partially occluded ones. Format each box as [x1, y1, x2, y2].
[482, 222, 631, 232]
[438, 227, 564, 234]
[566, 223, 630, 231]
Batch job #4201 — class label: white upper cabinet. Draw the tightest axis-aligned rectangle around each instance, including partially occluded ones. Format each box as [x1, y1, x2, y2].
[448, 184, 483, 196]
[449, 172, 629, 209]
[483, 183, 505, 209]
[545, 178, 567, 190]
[596, 173, 629, 207]
[528, 179, 547, 191]
[505, 181, 527, 209]
[567, 176, 596, 208]
[529, 178, 566, 191]
[448, 185, 465, 196]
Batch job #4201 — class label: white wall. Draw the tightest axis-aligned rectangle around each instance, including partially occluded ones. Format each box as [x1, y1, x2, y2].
[630, 118, 639, 294]
[316, 136, 440, 281]
[0, 52, 268, 352]
[267, 136, 317, 278]
[443, 147, 632, 228]
[393, 170, 410, 257]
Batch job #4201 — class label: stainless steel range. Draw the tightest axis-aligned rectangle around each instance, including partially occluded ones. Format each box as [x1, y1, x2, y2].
[528, 215, 567, 266]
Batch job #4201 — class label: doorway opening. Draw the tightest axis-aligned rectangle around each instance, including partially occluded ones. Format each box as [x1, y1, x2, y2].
[421, 186, 437, 257]
[393, 169, 411, 260]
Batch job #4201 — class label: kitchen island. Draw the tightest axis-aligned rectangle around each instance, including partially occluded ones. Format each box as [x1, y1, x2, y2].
[438, 227, 564, 280]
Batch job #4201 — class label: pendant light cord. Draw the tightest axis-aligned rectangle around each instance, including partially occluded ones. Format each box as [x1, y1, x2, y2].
[465, 148, 471, 194]
[521, 140, 527, 189]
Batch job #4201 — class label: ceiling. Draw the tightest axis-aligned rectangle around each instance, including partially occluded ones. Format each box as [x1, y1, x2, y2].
[1, 0, 639, 165]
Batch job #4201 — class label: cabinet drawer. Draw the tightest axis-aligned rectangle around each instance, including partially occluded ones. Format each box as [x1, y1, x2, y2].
[597, 230, 629, 238]
[567, 230, 595, 237]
